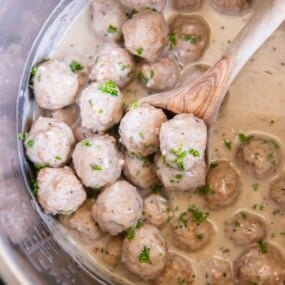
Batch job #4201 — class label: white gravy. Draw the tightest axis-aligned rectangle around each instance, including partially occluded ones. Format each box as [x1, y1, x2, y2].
[48, 1, 285, 284]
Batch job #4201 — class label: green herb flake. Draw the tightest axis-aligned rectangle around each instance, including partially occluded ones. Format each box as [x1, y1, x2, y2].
[235, 220, 241, 227]
[108, 25, 117, 33]
[178, 212, 188, 227]
[169, 32, 176, 50]
[55, 156, 62, 161]
[267, 152, 276, 165]
[145, 6, 157, 12]
[189, 148, 200, 157]
[139, 132, 144, 139]
[240, 212, 247, 219]
[136, 48, 144, 56]
[257, 240, 267, 254]
[127, 228, 135, 241]
[151, 183, 162, 194]
[224, 140, 232, 150]
[253, 204, 265, 211]
[129, 99, 139, 110]
[98, 80, 119, 96]
[139, 246, 152, 264]
[26, 139, 35, 148]
[91, 164, 103, 171]
[197, 184, 212, 195]
[209, 162, 218, 169]
[188, 205, 209, 224]
[137, 71, 149, 85]
[31, 179, 39, 197]
[175, 174, 183, 181]
[252, 183, 259, 191]
[81, 140, 92, 147]
[62, 210, 72, 215]
[120, 63, 131, 71]
[238, 133, 254, 143]
[17, 132, 28, 141]
[69, 60, 84, 72]
[268, 140, 279, 149]
[184, 34, 197, 44]
[98, 109, 104, 114]
[195, 234, 203, 240]
[171, 144, 188, 171]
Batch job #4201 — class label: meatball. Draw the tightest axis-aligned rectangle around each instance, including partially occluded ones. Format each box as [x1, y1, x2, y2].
[89, 44, 134, 88]
[90, 0, 127, 42]
[51, 104, 79, 128]
[172, 207, 213, 251]
[156, 155, 206, 192]
[174, 0, 202, 9]
[59, 199, 103, 242]
[122, 11, 169, 62]
[210, 0, 252, 14]
[224, 211, 266, 246]
[269, 176, 285, 209]
[25, 117, 75, 168]
[33, 59, 79, 110]
[37, 166, 86, 215]
[236, 137, 281, 180]
[119, 105, 167, 156]
[204, 161, 241, 210]
[204, 258, 232, 285]
[94, 236, 123, 266]
[137, 57, 180, 92]
[160, 114, 207, 171]
[143, 193, 170, 227]
[155, 254, 195, 285]
[235, 244, 285, 284]
[120, 0, 167, 12]
[78, 81, 123, 132]
[123, 154, 158, 189]
[72, 135, 124, 189]
[170, 16, 210, 65]
[92, 181, 143, 235]
[121, 224, 168, 280]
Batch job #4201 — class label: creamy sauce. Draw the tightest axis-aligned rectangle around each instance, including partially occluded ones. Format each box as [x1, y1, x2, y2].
[45, 1, 285, 284]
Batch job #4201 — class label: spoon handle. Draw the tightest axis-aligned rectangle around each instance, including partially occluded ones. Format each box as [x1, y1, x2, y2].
[140, 0, 285, 124]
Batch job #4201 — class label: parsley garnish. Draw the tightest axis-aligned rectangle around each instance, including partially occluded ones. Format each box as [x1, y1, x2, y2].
[145, 6, 157, 12]
[224, 140, 232, 150]
[239, 133, 253, 143]
[252, 183, 259, 191]
[197, 184, 212, 195]
[129, 100, 139, 109]
[91, 164, 103, 171]
[55, 156, 62, 161]
[209, 162, 218, 169]
[17, 132, 28, 141]
[26, 139, 35, 148]
[151, 183, 162, 194]
[69, 60, 84, 72]
[170, 145, 188, 170]
[139, 246, 152, 264]
[98, 80, 119, 96]
[195, 234, 203, 240]
[188, 205, 209, 224]
[267, 152, 276, 165]
[31, 179, 39, 197]
[81, 140, 92, 147]
[108, 25, 117, 33]
[257, 240, 267, 254]
[127, 220, 143, 241]
[29, 58, 49, 85]
[178, 212, 188, 227]
[120, 63, 130, 71]
[184, 34, 197, 44]
[189, 148, 200, 157]
[178, 277, 185, 285]
[169, 32, 176, 50]
[136, 48, 144, 56]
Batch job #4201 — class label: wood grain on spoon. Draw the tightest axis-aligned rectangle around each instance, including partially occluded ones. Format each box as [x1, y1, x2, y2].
[140, 0, 285, 125]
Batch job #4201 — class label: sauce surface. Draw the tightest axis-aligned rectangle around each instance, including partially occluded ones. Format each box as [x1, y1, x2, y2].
[45, 1, 285, 284]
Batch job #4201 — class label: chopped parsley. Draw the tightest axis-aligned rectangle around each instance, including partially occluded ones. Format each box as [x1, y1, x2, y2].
[107, 25, 117, 33]
[195, 234, 203, 240]
[151, 183, 162, 194]
[252, 183, 259, 191]
[26, 139, 35, 148]
[139, 246, 152, 264]
[137, 70, 154, 85]
[98, 80, 119, 96]
[224, 140, 232, 150]
[178, 212, 188, 227]
[129, 99, 139, 109]
[17, 132, 28, 141]
[62, 210, 72, 215]
[234, 220, 241, 227]
[29, 58, 49, 85]
[178, 278, 185, 285]
[253, 204, 265, 211]
[91, 164, 103, 171]
[69, 60, 84, 72]
[268, 139, 279, 149]
[209, 162, 218, 169]
[184, 34, 197, 44]
[171, 145, 188, 170]
[120, 63, 131, 71]
[238, 133, 253, 143]
[197, 184, 212, 195]
[98, 109, 104, 114]
[188, 205, 209, 224]
[81, 140, 92, 147]
[127, 220, 143, 241]
[136, 47, 144, 56]
[267, 152, 276, 165]
[169, 32, 176, 50]
[145, 6, 157, 12]
[55, 156, 62, 161]
[139, 132, 144, 139]
[189, 148, 200, 157]
[257, 240, 267, 254]
[240, 212, 247, 219]
[31, 179, 39, 197]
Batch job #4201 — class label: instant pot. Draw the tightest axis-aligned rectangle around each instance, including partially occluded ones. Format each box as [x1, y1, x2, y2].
[0, 0, 109, 284]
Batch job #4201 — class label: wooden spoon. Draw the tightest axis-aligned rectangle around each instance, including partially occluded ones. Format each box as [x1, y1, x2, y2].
[140, 0, 285, 125]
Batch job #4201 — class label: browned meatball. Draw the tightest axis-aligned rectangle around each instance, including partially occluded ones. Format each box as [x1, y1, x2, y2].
[237, 137, 281, 180]
[204, 258, 232, 285]
[210, 0, 252, 14]
[155, 254, 195, 285]
[224, 211, 266, 246]
[172, 206, 213, 251]
[170, 15, 210, 65]
[203, 161, 241, 210]
[235, 243, 285, 285]
[269, 176, 285, 209]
